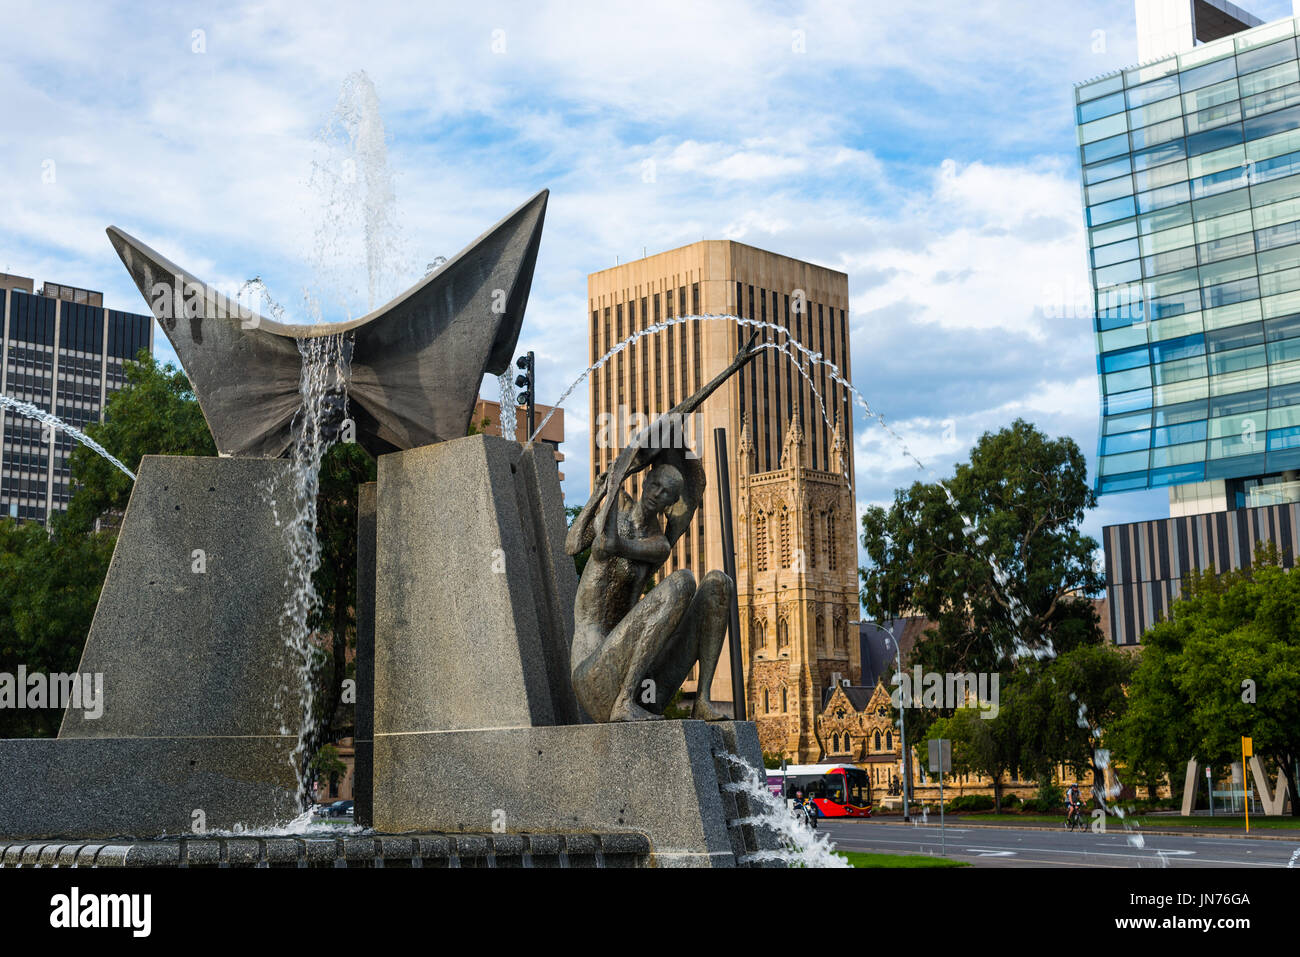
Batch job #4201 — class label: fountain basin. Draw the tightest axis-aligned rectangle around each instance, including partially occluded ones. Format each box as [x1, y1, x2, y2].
[0, 736, 298, 840]
[0, 832, 651, 868]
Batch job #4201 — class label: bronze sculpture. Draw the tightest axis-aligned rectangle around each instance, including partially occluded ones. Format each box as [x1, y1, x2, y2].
[566, 335, 761, 722]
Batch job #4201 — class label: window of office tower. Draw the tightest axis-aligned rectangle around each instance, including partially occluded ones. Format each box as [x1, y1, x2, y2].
[653, 293, 662, 411]
[627, 298, 637, 417]
[640, 296, 649, 411]
[666, 291, 676, 407]
[691, 284, 701, 390]
[679, 286, 689, 393]
[818, 304, 829, 470]
[736, 282, 746, 421]
[1079, 17, 1300, 493]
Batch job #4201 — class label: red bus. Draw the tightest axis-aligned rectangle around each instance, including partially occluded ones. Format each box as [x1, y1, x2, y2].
[766, 764, 872, 818]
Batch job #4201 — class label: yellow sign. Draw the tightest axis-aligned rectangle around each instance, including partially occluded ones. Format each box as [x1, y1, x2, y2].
[1242, 737, 1253, 833]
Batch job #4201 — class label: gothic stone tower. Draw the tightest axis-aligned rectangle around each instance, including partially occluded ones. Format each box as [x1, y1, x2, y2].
[736, 411, 861, 762]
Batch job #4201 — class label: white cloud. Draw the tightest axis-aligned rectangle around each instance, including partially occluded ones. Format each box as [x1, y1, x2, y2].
[0, 0, 1182, 564]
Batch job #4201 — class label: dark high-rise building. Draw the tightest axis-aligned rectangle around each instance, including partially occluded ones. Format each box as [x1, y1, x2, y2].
[0, 274, 153, 523]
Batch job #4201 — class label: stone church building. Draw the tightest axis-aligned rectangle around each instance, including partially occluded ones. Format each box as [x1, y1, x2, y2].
[735, 412, 861, 762]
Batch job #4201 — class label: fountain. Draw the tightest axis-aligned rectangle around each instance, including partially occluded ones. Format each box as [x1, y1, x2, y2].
[0, 186, 794, 869]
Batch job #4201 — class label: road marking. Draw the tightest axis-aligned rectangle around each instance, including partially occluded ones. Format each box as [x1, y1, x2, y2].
[820, 831, 1288, 866]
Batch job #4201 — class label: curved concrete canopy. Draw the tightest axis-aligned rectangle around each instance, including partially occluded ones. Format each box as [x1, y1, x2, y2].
[107, 189, 548, 458]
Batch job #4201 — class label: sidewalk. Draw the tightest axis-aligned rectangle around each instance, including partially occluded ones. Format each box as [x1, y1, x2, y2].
[868, 815, 1300, 841]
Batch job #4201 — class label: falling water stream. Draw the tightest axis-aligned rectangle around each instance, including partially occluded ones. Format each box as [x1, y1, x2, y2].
[274, 334, 351, 806]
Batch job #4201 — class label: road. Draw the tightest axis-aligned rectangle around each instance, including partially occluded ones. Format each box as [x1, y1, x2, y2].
[818, 819, 1300, 867]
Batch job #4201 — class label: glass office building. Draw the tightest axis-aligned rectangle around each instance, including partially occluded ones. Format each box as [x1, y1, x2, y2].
[1079, 16, 1300, 507]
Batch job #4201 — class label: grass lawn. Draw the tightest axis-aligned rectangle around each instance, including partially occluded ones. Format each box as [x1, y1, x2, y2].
[836, 851, 970, 868]
[951, 813, 1300, 829]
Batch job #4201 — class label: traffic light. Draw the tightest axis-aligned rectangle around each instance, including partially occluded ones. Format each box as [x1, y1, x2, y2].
[515, 351, 535, 437]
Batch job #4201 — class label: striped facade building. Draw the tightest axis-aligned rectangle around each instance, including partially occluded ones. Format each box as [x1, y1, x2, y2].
[587, 240, 857, 714]
[0, 274, 153, 524]
[1103, 499, 1299, 643]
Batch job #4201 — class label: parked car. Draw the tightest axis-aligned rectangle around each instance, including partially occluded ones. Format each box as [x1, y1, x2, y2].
[319, 800, 354, 819]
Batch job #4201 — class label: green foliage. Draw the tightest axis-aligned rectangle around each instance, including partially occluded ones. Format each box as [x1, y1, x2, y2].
[1112, 544, 1300, 815]
[0, 520, 115, 736]
[945, 794, 994, 812]
[1004, 643, 1134, 786]
[310, 442, 377, 741]
[565, 504, 589, 577]
[662, 688, 691, 719]
[860, 419, 1103, 678]
[466, 415, 493, 436]
[867, 420, 1123, 804]
[1024, 780, 1063, 814]
[309, 742, 347, 786]
[63, 351, 215, 533]
[763, 751, 785, 770]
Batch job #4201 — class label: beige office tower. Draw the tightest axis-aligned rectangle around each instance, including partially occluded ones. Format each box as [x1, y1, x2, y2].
[587, 241, 861, 758]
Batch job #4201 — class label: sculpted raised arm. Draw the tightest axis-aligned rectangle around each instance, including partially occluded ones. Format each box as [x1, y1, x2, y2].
[565, 471, 608, 557]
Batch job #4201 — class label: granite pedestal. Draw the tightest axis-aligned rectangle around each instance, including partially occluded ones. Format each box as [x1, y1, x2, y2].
[0, 456, 300, 839]
[358, 434, 780, 867]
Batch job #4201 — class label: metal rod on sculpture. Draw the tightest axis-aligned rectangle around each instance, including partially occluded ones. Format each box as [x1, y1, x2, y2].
[713, 427, 746, 722]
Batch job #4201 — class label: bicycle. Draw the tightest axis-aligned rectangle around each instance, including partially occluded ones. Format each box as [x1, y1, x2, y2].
[1065, 802, 1088, 832]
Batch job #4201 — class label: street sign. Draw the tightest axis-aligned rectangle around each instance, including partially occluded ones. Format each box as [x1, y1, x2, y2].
[1242, 737, 1253, 833]
[928, 738, 951, 774]
[927, 738, 952, 857]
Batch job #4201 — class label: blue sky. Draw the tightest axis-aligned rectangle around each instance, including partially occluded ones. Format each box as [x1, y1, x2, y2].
[4, 0, 1298, 561]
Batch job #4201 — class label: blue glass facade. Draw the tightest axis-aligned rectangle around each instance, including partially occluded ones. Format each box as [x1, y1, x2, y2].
[1078, 17, 1300, 493]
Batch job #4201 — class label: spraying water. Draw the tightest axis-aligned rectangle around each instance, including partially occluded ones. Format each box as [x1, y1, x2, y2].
[719, 751, 850, 867]
[498, 370, 518, 438]
[309, 70, 405, 318]
[0, 395, 136, 481]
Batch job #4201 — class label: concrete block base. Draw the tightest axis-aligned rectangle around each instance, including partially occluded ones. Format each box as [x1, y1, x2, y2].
[372, 719, 781, 867]
[0, 736, 298, 840]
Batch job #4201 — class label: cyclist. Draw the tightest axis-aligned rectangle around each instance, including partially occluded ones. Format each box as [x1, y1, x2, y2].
[1065, 782, 1084, 829]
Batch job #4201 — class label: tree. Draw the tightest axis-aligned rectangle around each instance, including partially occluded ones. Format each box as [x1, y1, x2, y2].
[0, 519, 115, 736]
[861, 420, 1106, 753]
[1007, 644, 1134, 801]
[1108, 633, 1186, 801]
[1115, 547, 1300, 815]
[565, 504, 590, 577]
[860, 419, 1103, 678]
[309, 742, 348, 797]
[63, 351, 215, 533]
[310, 441, 376, 743]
